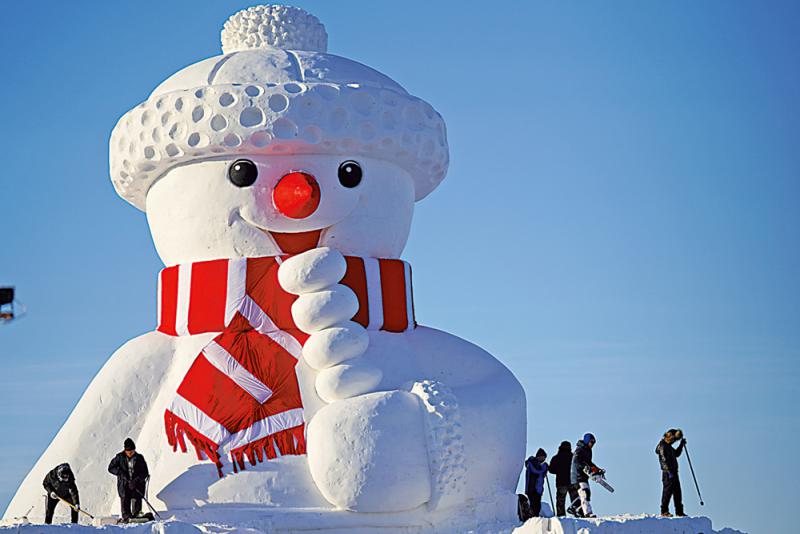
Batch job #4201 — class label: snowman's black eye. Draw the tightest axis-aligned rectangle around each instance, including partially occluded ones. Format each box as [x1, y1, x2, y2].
[228, 159, 258, 187]
[338, 160, 362, 188]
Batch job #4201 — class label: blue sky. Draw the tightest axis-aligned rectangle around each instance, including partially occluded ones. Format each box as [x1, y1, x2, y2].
[1, 2, 798, 532]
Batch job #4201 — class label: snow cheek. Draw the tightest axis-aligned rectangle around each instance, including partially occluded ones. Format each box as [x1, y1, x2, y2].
[145, 162, 277, 264]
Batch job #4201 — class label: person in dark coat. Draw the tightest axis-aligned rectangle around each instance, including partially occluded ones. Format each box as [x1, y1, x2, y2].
[42, 463, 80, 524]
[108, 438, 150, 522]
[524, 448, 548, 517]
[656, 428, 686, 517]
[569, 433, 603, 518]
[549, 441, 579, 517]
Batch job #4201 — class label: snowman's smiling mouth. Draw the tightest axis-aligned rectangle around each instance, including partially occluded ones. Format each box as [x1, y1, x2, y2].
[233, 209, 326, 254]
[269, 229, 324, 254]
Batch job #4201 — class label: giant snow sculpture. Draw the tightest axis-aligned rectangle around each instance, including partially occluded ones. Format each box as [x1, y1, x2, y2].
[4, 5, 527, 528]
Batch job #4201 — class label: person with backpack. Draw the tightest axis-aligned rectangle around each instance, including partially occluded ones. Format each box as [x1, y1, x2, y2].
[549, 441, 579, 517]
[524, 448, 549, 517]
[108, 438, 150, 523]
[569, 433, 603, 518]
[42, 463, 80, 524]
[656, 428, 687, 517]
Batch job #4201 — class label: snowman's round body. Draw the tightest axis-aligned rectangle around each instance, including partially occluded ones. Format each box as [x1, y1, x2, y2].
[3, 6, 526, 530]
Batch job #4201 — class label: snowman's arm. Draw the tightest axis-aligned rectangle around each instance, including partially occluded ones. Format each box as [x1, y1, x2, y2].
[407, 326, 528, 504]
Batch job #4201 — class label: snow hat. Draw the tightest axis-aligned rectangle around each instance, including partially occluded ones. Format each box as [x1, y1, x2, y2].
[535, 448, 547, 459]
[582, 433, 596, 445]
[109, 4, 449, 211]
[124, 438, 136, 451]
[558, 440, 571, 452]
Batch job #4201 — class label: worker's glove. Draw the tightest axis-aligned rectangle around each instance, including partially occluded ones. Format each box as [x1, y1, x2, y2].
[681, 438, 687, 445]
[49, 492, 58, 500]
[590, 466, 600, 474]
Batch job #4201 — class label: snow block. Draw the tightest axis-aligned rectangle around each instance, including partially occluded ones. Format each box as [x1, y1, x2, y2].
[513, 515, 746, 534]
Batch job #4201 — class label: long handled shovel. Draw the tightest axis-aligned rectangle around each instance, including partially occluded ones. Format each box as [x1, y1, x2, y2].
[54, 494, 94, 519]
[683, 444, 705, 506]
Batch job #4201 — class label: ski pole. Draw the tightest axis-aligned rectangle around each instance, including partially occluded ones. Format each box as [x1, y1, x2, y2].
[545, 474, 555, 517]
[683, 444, 704, 506]
[133, 487, 162, 520]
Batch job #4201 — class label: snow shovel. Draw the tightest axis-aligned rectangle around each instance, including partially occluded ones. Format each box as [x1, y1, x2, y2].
[53, 494, 94, 520]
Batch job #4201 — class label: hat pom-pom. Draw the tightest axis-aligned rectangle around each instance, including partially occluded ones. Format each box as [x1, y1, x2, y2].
[221, 4, 328, 54]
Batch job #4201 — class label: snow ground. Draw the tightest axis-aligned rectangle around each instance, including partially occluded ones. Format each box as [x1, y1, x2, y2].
[513, 515, 746, 534]
[0, 512, 746, 534]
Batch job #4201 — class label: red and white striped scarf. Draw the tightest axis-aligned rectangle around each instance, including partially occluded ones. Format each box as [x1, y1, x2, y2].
[157, 255, 415, 476]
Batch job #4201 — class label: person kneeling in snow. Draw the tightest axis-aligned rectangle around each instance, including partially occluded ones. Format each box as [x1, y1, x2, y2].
[108, 438, 149, 523]
[549, 441, 579, 517]
[525, 448, 549, 517]
[656, 428, 687, 517]
[42, 463, 80, 524]
[569, 433, 603, 518]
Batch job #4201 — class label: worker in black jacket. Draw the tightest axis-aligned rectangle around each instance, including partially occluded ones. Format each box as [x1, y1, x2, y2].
[42, 463, 80, 524]
[656, 428, 686, 517]
[108, 438, 150, 523]
[569, 433, 603, 518]
[549, 441, 579, 517]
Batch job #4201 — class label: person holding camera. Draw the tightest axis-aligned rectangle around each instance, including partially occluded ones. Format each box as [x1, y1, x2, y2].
[656, 428, 687, 517]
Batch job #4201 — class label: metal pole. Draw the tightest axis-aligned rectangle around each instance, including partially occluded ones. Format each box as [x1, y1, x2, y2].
[133, 487, 163, 520]
[683, 444, 704, 506]
[545, 473, 555, 517]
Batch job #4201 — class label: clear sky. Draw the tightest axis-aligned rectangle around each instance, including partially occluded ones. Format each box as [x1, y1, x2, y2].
[1, 2, 797, 532]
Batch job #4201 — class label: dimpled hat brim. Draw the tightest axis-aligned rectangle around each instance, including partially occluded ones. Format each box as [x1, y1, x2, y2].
[110, 81, 448, 210]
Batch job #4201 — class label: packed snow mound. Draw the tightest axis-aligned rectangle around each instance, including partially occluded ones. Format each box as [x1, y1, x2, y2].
[0, 514, 746, 534]
[514, 515, 746, 534]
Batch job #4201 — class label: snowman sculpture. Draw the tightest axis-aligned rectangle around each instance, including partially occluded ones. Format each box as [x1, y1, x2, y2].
[4, 5, 526, 527]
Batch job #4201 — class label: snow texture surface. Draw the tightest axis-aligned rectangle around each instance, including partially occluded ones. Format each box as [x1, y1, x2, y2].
[0, 514, 747, 534]
[514, 515, 746, 534]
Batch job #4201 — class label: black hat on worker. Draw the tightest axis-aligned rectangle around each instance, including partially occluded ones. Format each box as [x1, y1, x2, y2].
[124, 438, 136, 451]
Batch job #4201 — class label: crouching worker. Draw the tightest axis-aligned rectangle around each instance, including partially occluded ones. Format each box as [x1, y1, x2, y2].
[108, 438, 149, 523]
[42, 463, 80, 524]
[570, 433, 603, 518]
[525, 448, 549, 517]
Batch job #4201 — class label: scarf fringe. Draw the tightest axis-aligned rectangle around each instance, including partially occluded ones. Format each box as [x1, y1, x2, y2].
[165, 410, 224, 477]
[165, 411, 306, 478]
[229, 425, 306, 473]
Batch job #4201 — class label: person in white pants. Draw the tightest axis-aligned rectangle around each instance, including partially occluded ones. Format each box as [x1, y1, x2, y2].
[569, 433, 604, 518]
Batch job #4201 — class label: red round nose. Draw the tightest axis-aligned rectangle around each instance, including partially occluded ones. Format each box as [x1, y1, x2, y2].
[272, 172, 321, 219]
